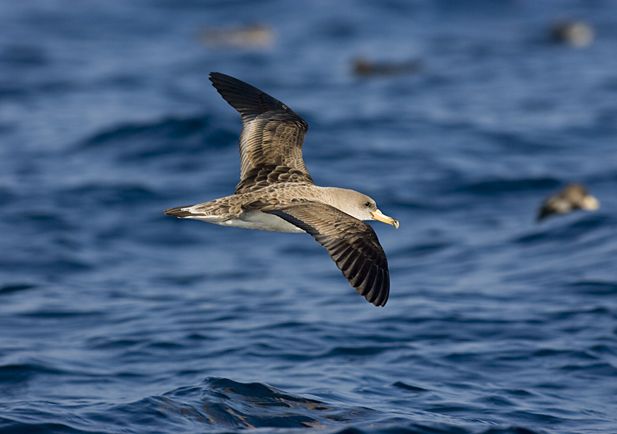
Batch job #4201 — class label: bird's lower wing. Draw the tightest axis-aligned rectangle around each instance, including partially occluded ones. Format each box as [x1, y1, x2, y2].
[264, 202, 390, 306]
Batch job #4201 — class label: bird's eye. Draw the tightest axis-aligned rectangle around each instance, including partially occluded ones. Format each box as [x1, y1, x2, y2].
[364, 201, 371, 208]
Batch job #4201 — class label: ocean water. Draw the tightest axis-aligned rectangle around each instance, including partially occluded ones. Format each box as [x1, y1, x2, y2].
[1, 1, 616, 433]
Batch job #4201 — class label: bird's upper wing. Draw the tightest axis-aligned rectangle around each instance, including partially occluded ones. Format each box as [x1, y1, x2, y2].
[264, 202, 390, 306]
[209, 72, 313, 194]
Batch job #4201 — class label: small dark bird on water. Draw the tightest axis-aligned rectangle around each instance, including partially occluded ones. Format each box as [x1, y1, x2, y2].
[352, 57, 422, 77]
[537, 184, 599, 222]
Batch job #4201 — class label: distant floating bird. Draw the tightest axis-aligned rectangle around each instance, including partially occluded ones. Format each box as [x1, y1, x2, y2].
[537, 183, 599, 222]
[550, 21, 594, 47]
[200, 24, 274, 48]
[165, 72, 399, 306]
[352, 57, 422, 77]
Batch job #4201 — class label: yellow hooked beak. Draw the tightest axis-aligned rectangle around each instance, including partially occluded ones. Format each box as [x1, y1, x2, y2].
[581, 195, 600, 211]
[371, 209, 399, 229]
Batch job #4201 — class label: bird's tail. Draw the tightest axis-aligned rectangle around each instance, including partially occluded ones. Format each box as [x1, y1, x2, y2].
[165, 196, 238, 221]
[164, 200, 232, 222]
[164, 206, 195, 218]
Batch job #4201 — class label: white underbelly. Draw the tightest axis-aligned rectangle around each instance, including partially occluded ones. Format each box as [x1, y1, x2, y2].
[217, 211, 305, 233]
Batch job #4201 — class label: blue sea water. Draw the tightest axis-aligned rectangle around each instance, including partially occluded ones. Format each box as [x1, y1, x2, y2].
[1, 1, 617, 433]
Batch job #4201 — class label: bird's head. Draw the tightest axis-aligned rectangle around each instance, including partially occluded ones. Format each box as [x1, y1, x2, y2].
[330, 189, 399, 228]
[568, 184, 600, 211]
[578, 194, 600, 211]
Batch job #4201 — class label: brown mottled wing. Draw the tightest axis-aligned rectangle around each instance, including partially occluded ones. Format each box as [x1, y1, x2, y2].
[264, 202, 390, 307]
[209, 72, 313, 193]
[537, 184, 585, 221]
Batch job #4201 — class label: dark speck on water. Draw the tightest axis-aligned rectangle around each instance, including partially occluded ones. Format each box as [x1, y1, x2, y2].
[1, 1, 616, 433]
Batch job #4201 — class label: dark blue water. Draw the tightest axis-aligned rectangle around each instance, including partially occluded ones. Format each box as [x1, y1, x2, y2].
[1, 1, 616, 433]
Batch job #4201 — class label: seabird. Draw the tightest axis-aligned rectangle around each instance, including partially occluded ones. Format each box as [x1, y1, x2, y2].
[166, 72, 399, 306]
[537, 183, 599, 222]
[200, 24, 274, 48]
[352, 57, 422, 77]
[550, 21, 594, 48]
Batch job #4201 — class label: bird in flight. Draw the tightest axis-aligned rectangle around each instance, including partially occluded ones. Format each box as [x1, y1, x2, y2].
[537, 183, 599, 221]
[166, 72, 398, 306]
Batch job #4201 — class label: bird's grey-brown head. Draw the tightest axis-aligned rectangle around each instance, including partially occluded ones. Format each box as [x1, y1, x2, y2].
[326, 188, 399, 228]
[537, 183, 599, 221]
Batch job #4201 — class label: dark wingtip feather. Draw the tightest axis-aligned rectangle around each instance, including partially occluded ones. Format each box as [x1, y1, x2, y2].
[372, 269, 389, 307]
[359, 265, 389, 307]
[536, 204, 553, 222]
[208, 72, 306, 127]
[209, 71, 278, 120]
[209, 72, 240, 91]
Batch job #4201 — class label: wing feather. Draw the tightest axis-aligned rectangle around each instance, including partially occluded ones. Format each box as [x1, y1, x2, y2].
[209, 72, 312, 193]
